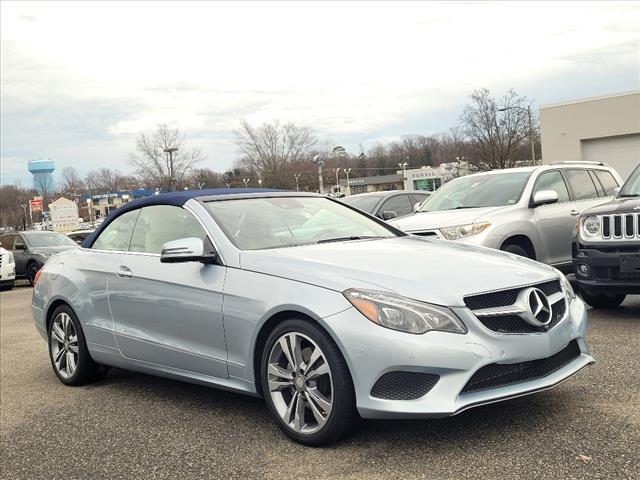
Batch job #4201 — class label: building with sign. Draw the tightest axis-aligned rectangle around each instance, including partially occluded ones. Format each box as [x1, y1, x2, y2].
[401, 165, 452, 192]
[49, 197, 80, 232]
[340, 174, 404, 195]
[81, 188, 159, 219]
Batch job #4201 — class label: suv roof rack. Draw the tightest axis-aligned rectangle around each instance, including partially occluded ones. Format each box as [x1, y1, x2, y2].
[549, 160, 608, 166]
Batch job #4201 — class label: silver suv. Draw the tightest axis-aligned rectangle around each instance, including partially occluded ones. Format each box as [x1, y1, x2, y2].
[390, 162, 623, 272]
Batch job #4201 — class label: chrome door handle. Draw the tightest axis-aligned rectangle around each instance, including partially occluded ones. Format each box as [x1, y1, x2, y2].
[116, 265, 132, 278]
[570, 210, 580, 216]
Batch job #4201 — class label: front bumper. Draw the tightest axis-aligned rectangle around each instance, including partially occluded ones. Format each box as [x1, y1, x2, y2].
[324, 296, 592, 419]
[572, 242, 640, 295]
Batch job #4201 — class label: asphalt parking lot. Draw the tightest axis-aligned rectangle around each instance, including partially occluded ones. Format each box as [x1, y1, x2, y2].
[1, 284, 639, 480]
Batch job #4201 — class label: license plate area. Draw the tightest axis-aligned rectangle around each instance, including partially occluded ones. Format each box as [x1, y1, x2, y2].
[620, 254, 640, 273]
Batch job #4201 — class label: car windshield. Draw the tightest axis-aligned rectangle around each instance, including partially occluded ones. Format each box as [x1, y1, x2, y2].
[205, 196, 398, 250]
[341, 195, 383, 213]
[619, 166, 640, 197]
[25, 233, 77, 247]
[419, 171, 531, 211]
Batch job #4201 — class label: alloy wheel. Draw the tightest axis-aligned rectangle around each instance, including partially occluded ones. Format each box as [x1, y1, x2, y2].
[267, 332, 333, 434]
[50, 312, 79, 379]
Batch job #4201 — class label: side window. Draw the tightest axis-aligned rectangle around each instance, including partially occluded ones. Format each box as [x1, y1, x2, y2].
[92, 209, 141, 251]
[130, 205, 207, 254]
[380, 195, 413, 217]
[588, 171, 605, 197]
[14, 235, 25, 249]
[533, 171, 570, 203]
[564, 169, 599, 200]
[1, 235, 16, 250]
[594, 170, 620, 196]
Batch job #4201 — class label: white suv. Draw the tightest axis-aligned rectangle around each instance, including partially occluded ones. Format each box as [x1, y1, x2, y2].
[390, 161, 623, 272]
[0, 245, 16, 290]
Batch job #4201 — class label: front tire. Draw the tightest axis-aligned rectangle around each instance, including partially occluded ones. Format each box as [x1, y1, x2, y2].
[501, 244, 530, 258]
[48, 305, 105, 386]
[261, 319, 357, 446]
[580, 292, 626, 309]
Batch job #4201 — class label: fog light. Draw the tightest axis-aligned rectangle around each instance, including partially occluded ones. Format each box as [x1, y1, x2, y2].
[577, 264, 590, 277]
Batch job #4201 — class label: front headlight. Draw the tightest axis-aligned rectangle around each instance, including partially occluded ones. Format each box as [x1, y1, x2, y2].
[439, 222, 491, 241]
[558, 272, 576, 303]
[5, 251, 14, 264]
[344, 289, 466, 334]
[581, 216, 600, 237]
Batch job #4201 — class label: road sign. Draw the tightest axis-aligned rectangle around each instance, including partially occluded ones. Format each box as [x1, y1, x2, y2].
[29, 198, 43, 212]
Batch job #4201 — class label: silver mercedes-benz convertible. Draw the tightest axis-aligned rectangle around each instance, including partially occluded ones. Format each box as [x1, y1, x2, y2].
[32, 189, 593, 445]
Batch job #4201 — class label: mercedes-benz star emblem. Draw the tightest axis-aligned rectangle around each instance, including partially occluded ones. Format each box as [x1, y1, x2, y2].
[516, 287, 553, 327]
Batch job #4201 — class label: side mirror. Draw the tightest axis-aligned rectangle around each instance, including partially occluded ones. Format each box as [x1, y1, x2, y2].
[160, 237, 216, 264]
[532, 190, 559, 207]
[613, 186, 621, 197]
[14, 243, 25, 250]
[381, 210, 398, 220]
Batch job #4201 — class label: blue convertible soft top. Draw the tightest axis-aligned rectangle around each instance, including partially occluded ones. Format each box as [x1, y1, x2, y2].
[81, 188, 282, 248]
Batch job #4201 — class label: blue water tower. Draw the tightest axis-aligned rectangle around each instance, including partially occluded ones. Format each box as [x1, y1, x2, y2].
[28, 159, 55, 196]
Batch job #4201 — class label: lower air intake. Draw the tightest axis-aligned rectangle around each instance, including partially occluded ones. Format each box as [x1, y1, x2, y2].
[371, 372, 440, 400]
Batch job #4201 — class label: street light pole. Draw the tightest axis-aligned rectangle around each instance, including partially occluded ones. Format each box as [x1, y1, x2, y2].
[497, 105, 536, 165]
[293, 174, 301, 191]
[258, 178, 262, 189]
[398, 162, 408, 189]
[242, 178, 250, 188]
[163, 147, 178, 190]
[333, 168, 341, 195]
[313, 155, 324, 194]
[344, 168, 352, 196]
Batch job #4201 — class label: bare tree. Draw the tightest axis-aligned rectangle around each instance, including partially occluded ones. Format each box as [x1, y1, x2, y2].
[459, 89, 534, 170]
[59, 166, 84, 198]
[235, 120, 318, 188]
[85, 168, 127, 193]
[129, 124, 204, 191]
[189, 168, 224, 189]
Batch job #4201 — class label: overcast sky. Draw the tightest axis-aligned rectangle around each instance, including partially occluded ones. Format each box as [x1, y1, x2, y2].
[1, 1, 638, 185]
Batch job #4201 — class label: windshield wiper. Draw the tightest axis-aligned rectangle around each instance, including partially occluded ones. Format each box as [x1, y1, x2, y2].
[446, 206, 485, 210]
[317, 236, 381, 244]
[619, 193, 640, 197]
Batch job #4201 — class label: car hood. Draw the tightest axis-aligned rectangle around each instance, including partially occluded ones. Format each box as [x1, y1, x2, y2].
[581, 197, 640, 215]
[240, 236, 557, 307]
[388, 206, 508, 232]
[30, 245, 78, 256]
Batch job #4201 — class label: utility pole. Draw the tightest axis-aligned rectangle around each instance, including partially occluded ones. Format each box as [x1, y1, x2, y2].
[294, 174, 301, 191]
[313, 155, 325, 194]
[344, 168, 352, 196]
[398, 162, 408, 189]
[163, 147, 178, 191]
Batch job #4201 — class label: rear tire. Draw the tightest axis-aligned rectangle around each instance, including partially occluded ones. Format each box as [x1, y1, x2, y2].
[0, 281, 14, 291]
[27, 262, 40, 286]
[580, 292, 626, 309]
[48, 305, 106, 386]
[260, 319, 357, 446]
[501, 243, 530, 259]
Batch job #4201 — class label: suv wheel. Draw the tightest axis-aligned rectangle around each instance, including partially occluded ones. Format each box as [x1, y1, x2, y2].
[580, 292, 626, 309]
[261, 319, 357, 446]
[501, 244, 530, 258]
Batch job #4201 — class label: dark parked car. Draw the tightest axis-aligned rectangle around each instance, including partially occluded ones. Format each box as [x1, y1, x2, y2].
[573, 164, 640, 308]
[341, 191, 431, 220]
[0, 231, 78, 285]
[67, 229, 94, 244]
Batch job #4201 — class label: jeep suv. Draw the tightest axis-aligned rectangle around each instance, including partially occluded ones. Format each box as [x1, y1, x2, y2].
[573, 164, 640, 308]
[389, 162, 623, 272]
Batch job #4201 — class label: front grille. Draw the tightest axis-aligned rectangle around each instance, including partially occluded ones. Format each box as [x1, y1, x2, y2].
[464, 280, 561, 310]
[371, 372, 440, 400]
[602, 213, 640, 240]
[477, 299, 566, 334]
[460, 340, 581, 394]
